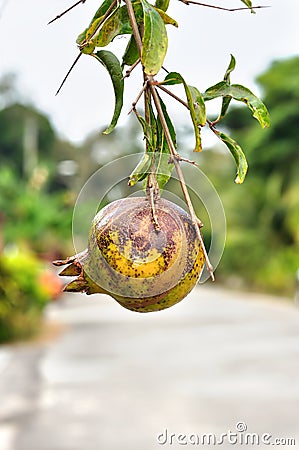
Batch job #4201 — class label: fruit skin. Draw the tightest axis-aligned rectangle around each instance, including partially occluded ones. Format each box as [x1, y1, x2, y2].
[54, 197, 205, 313]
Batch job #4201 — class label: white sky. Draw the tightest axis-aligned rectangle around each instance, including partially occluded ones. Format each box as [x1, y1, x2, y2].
[0, 0, 298, 144]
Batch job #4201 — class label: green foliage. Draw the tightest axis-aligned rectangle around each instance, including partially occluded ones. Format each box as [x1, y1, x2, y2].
[140, 0, 168, 75]
[0, 166, 73, 256]
[92, 50, 124, 134]
[204, 82, 270, 129]
[217, 57, 299, 295]
[48, 0, 271, 289]
[128, 152, 152, 186]
[56, 1, 268, 191]
[0, 248, 54, 342]
[155, 0, 170, 12]
[163, 72, 206, 152]
[122, 35, 139, 67]
[0, 84, 76, 341]
[240, 0, 255, 13]
[213, 130, 248, 184]
[155, 95, 176, 189]
[0, 104, 55, 176]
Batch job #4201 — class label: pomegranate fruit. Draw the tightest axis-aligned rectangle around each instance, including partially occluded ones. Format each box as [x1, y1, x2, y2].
[54, 197, 205, 312]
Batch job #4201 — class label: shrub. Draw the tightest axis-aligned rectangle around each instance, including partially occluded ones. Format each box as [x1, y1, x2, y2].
[0, 247, 62, 343]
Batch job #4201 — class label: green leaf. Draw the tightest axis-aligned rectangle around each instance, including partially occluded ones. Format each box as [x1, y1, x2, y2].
[92, 6, 135, 48]
[215, 130, 248, 184]
[204, 81, 270, 128]
[134, 105, 157, 151]
[79, 3, 143, 51]
[135, 112, 147, 135]
[230, 84, 270, 128]
[140, 0, 168, 75]
[157, 94, 177, 148]
[155, 95, 176, 189]
[76, 0, 118, 46]
[122, 6, 177, 69]
[203, 81, 228, 100]
[240, 0, 255, 13]
[122, 36, 139, 67]
[189, 86, 206, 127]
[224, 54, 236, 84]
[218, 54, 236, 121]
[218, 96, 232, 121]
[154, 8, 178, 27]
[148, 102, 158, 151]
[155, 0, 170, 12]
[128, 153, 152, 186]
[77, 19, 100, 49]
[163, 72, 206, 151]
[92, 50, 124, 134]
[89, 0, 117, 25]
[131, 97, 175, 190]
[155, 151, 174, 190]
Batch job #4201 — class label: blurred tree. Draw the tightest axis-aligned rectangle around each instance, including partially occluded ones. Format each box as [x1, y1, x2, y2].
[0, 166, 73, 258]
[0, 72, 18, 108]
[0, 75, 77, 257]
[0, 73, 81, 190]
[219, 56, 299, 294]
[0, 103, 56, 177]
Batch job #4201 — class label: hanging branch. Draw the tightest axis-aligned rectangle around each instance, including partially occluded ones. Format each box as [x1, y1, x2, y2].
[124, 0, 215, 279]
[48, 0, 87, 25]
[48, 0, 269, 25]
[178, 0, 269, 12]
[50, 0, 270, 287]
[123, 59, 141, 79]
[49, 0, 273, 315]
[150, 83, 215, 278]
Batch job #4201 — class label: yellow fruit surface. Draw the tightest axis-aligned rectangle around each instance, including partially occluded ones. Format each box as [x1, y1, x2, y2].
[57, 197, 205, 312]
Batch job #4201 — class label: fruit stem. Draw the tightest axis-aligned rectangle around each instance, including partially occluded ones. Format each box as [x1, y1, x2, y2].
[124, 0, 214, 280]
[124, 0, 143, 55]
[149, 82, 214, 280]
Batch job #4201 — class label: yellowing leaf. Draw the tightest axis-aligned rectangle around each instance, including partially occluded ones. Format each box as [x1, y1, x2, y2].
[204, 81, 270, 128]
[215, 130, 248, 184]
[140, 0, 168, 75]
[163, 72, 206, 151]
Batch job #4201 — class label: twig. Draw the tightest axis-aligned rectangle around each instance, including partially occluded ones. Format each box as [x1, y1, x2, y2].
[79, 0, 118, 47]
[197, 218, 204, 228]
[55, 52, 82, 95]
[48, 0, 87, 25]
[174, 155, 199, 166]
[124, 0, 215, 279]
[150, 82, 214, 279]
[206, 117, 218, 130]
[146, 170, 161, 230]
[123, 59, 141, 79]
[55, 0, 118, 95]
[124, 0, 143, 54]
[125, 0, 161, 229]
[128, 82, 148, 114]
[178, 0, 270, 12]
[156, 84, 189, 109]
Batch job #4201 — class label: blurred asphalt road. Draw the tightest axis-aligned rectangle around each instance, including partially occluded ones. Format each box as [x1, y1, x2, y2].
[0, 286, 299, 450]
